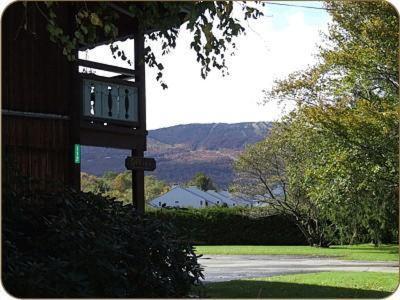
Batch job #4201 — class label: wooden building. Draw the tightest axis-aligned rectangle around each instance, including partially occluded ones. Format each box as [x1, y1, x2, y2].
[2, 2, 150, 211]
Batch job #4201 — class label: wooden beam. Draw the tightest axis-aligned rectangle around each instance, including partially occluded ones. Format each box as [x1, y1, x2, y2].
[78, 34, 135, 51]
[111, 74, 135, 80]
[80, 127, 146, 150]
[2, 109, 70, 120]
[77, 59, 135, 77]
[108, 3, 136, 19]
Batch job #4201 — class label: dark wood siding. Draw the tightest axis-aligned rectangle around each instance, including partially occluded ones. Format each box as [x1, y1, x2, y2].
[2, 2, 143, 192]
[2, 2, 73, 114]
[2, 2, 76, 190]
[3, 117, 72, 190]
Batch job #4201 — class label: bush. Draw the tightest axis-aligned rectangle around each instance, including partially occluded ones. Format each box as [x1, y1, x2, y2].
[3, 187, 203, 298]
[147, 207, 306, 245]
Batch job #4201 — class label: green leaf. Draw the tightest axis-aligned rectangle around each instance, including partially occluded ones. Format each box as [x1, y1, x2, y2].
[104, 24, 111, 35]
[90, 13, 103, 27]
[80, 25, 88, 35]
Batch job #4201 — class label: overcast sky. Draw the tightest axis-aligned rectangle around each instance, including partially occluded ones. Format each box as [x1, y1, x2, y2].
[80, 1, 331, 130]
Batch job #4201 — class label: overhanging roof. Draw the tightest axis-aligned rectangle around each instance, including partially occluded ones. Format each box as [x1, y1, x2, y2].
[80, 2, 191, 50]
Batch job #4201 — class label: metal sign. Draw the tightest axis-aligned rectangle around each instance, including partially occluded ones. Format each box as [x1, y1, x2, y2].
[125, 156, 156, 171]
[74, 144, 81, 164]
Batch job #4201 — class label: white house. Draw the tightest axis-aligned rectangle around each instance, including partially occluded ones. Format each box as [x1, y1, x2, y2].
[149, 186, 264, 208]
[149, 186, 215, 208]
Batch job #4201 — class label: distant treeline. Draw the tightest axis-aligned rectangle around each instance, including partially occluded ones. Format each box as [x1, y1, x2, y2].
[81, 171, 170, 204]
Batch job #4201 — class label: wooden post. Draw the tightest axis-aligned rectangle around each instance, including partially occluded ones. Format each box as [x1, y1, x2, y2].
[132, 27, 146, 213]
[135, 25, 146, 135]
[70, 9, 81, 192]
[131, 149, 145, 213]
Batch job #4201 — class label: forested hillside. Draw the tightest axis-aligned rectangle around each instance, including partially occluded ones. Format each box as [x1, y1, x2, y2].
[82, 122, 271, 188]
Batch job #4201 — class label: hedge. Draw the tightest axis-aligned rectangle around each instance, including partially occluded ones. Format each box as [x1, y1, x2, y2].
[3, 186, 203, 298]
[147, 207, 307, 245]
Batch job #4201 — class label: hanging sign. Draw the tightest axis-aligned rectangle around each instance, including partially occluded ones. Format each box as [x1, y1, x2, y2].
[125, 156, 156, 171]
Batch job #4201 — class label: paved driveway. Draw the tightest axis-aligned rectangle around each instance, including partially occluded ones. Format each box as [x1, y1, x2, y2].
[198, 255, 399, 282]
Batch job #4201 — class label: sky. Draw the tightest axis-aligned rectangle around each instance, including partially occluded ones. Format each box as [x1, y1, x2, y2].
[80, 1, 331, 130]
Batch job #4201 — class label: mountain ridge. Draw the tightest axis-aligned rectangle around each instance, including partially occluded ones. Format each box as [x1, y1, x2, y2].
[82, 122, 272, 188]
[148, 122, 271, 150]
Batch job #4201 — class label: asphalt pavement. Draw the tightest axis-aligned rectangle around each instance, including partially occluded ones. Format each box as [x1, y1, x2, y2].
[198, 255, 399, 282]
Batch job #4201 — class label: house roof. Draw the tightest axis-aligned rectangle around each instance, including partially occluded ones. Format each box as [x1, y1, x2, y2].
[150, 186, 205, 204]
[206, 190, 236, 204]
[218, 191, 257, 205]
[81, 2, 191, 50]
[184, 187, 219, 205]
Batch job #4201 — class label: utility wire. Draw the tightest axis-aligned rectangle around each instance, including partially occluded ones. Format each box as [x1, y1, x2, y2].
[265, 2, 334, 11]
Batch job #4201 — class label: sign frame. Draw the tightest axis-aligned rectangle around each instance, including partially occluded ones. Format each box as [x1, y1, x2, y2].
[125, 156, 156, 171]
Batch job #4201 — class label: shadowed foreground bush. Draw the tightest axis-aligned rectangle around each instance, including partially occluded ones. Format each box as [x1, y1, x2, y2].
[147, 207, 306, 245]
[3, 188, 203, 298]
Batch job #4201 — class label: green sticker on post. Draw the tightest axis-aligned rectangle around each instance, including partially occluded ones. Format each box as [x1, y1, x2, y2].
[74, 144, 81, 164]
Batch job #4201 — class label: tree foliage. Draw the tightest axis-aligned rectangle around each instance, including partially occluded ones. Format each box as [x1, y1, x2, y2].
[236, 0, 398, 246]
[264, 0, 398, 107]
[233, 122, 336, 247]
[187, 172, 217, 191]
[145, 175, 171, 202]
[81, 171, 170, 204]
[32, 1, 265, 88]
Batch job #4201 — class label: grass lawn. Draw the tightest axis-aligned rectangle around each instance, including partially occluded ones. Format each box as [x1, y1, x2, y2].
[201, 271, 399, 298]
[195, 244, 399, 261]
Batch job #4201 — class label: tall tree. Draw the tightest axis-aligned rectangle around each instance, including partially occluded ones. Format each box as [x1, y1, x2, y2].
[245, 0, 399, 245]
[264, 0, 398, 106]
[233, 120, 336, 247]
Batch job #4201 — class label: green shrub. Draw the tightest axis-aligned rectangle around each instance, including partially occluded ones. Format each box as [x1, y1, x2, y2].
[3, 187, 203, 298]
[147, 207, 306, 245]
